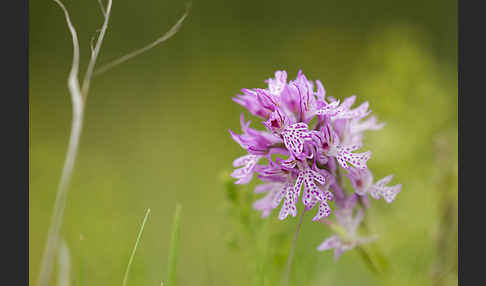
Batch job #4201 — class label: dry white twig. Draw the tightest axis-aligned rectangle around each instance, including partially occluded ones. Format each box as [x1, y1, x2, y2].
[57, 239, 72, 286]
[38, 2, 84, 285]
[38, 1, 188, 285]
[94, 3, 191, 76]
[81, 0, 113, 99]
[38, 0, 113, 285]
[90, 29, 102, 56]
[97, 0, 106, 16]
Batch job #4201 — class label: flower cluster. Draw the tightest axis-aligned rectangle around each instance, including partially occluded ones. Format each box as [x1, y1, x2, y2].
[229, 70, 401, 258]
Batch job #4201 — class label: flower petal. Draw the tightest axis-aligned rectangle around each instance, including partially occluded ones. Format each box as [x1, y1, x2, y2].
[278, 182, 298, 220]
[317, 235, 341, 251]
[312, 200, 331, 221]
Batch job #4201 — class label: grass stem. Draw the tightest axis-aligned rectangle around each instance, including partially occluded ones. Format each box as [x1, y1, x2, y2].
[282, 209, 306, 286]
[122, 208, 151, 286]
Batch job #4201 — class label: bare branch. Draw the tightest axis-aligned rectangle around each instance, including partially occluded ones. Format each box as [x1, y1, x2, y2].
[39, 2, 188, 286]
[52, 0, 82, 107]
[90, 29, 102, 56]
[38, 2, 83, 286]
[94, 3, 191, 76]
[57, 239, 72, 286]
[81, 0, 113, 100]
[97, 0, 106, 16]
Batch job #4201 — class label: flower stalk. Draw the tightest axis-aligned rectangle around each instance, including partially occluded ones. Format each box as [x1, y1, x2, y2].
[283, 209, 306, 286]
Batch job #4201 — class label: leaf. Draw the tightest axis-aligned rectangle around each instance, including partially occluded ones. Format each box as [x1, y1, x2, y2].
[122, 208, 151, 286]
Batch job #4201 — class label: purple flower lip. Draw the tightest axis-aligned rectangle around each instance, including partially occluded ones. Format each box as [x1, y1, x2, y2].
[229, 70, 401, 256]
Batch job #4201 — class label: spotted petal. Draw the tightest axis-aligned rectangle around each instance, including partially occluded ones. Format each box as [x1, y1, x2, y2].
[281, 123, 312, 155]
[278, 182, 298, 220]
[265, 70, 287, 95]
[312, 200, 332, 221]
[317, 235, 341, 251]
[336, 146, 371, 170]
[315, 100, 341, 117]
[253, 183, 287, 218]
[334, 101, 371, 120]
[369, 175, 402, 203]
[231, 154, 262, 184]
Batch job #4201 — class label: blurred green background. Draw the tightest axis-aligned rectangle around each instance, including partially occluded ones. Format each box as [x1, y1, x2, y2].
[30, 0, 457, 285]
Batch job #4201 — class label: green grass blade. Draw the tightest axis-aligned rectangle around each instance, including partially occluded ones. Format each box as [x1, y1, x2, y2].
[167, 204, 182, 286]
[122, 208, 151, 286]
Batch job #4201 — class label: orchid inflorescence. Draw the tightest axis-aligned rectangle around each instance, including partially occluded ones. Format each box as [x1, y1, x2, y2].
[229, 70, 402, 259]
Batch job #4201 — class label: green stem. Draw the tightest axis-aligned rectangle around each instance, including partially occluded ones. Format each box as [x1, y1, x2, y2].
[122, 208, 151, 286]
[356, 245, 379, 275]
[282, 209, 306, 286]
